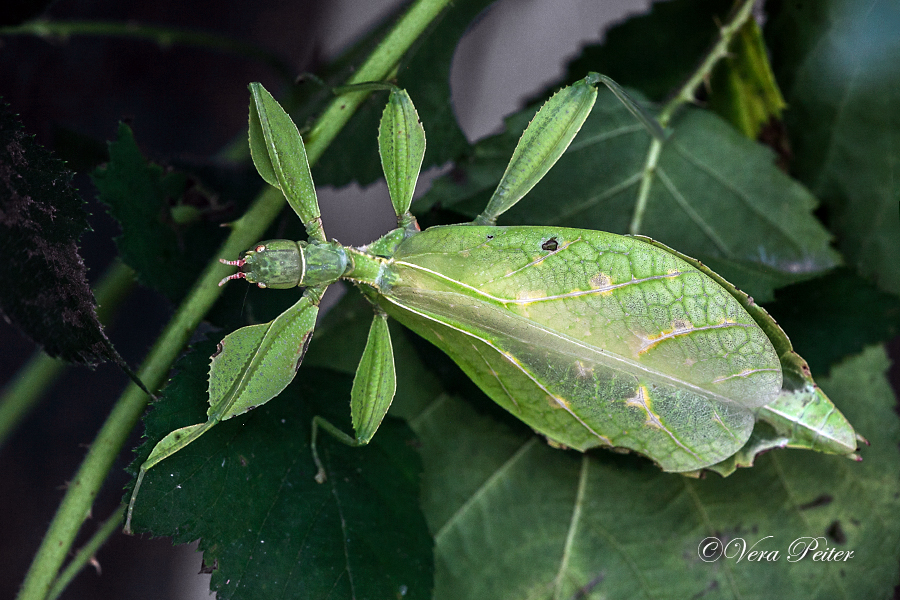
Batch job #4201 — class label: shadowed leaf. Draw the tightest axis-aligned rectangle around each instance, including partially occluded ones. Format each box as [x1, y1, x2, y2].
[560, 0, 735, 102]
[767, 0, 900, 296]
[0, 102, 114, 365]
[92, 123, 233, 303]
[764, 268, 900, 376]
[417, 89, 839, 301]
[128, 339, 433, 600]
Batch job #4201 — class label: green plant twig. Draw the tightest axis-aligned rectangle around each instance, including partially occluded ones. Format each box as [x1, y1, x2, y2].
[46, 506, 125, 600]
[0, 260, 135, 449]
[16, 1, 452, 599]
[0, 19, 295, 81]
[629, 0, 757, 234]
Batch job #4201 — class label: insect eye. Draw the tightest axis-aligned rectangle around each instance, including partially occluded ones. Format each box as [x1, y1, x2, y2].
[541, 238, 558, 251]
[255, 245, 266, 252]
[257, 282, 267, 289]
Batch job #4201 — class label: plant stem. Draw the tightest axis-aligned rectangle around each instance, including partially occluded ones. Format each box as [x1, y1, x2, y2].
[16, 1, 452, 599]
[657, 0, 757, 126]
[0, 260, 135, 450]
[629, 0, 756, 234]
[628, 136, 663, 235]
[0, 355, 64, 446]
[0, 19, 294, 82]
[46, 507, 125, 600]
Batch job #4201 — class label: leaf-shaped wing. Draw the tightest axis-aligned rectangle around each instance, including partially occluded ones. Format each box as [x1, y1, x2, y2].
[636, 236, 862, 474]
[376, 225, 783, 471]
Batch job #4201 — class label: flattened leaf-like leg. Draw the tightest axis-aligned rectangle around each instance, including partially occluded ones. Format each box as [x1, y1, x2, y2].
[475, 73, 601, 225]
[248, 82, 324, 241]
[379, 88, 425, 227]
[311, 311, 396, 483]
[126, 290, 320, 532]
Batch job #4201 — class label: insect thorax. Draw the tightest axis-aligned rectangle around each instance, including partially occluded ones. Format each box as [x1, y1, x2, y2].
[237, 240, 349, 289]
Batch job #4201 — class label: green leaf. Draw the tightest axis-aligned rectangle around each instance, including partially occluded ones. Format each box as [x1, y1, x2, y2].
[417, 88, 840, 301]
[92, 123, 231, 303]
[409, 345, 898, 599]
[560, 0, 735, 102]
[351, 312, 396, 443]
[313, 0, 495, 187]
[248, 82, 320, 229]
[0, 101, 113, 365]
[379, 88, 426, 219]
[766, 0, 900, 296]
[764, 268, 900, 375]
[128, 341, 433, 600]
[708, 18, 787, 139]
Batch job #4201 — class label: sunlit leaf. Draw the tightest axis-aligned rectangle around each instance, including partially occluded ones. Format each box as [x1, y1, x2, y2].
[708, 18, 787, 140]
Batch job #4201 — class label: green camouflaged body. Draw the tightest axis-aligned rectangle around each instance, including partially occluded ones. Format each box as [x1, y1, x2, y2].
[373, 225, 782, 471]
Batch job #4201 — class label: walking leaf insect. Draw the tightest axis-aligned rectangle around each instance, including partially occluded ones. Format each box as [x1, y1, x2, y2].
[126, 74, 863, 531]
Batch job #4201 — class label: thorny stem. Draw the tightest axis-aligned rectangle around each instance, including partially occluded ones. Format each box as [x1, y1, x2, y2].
[46, 507, 125, 600]
[16, 187, 284, 600]
[629, 0, 757, 235]
[0, 20, 295, 82]
[0, 260, 136, 450]
[16, 1, 452, 599]
[628, 138, 663, 235]
[658, 0, 758, 126]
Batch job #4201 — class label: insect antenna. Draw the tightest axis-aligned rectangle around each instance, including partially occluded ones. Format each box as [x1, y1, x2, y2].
[218, 271, 246, 286]
[218, 257, 246, 287]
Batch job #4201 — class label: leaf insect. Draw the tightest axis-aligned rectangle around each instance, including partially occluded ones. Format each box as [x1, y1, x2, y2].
[126, 74, 863, 532]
